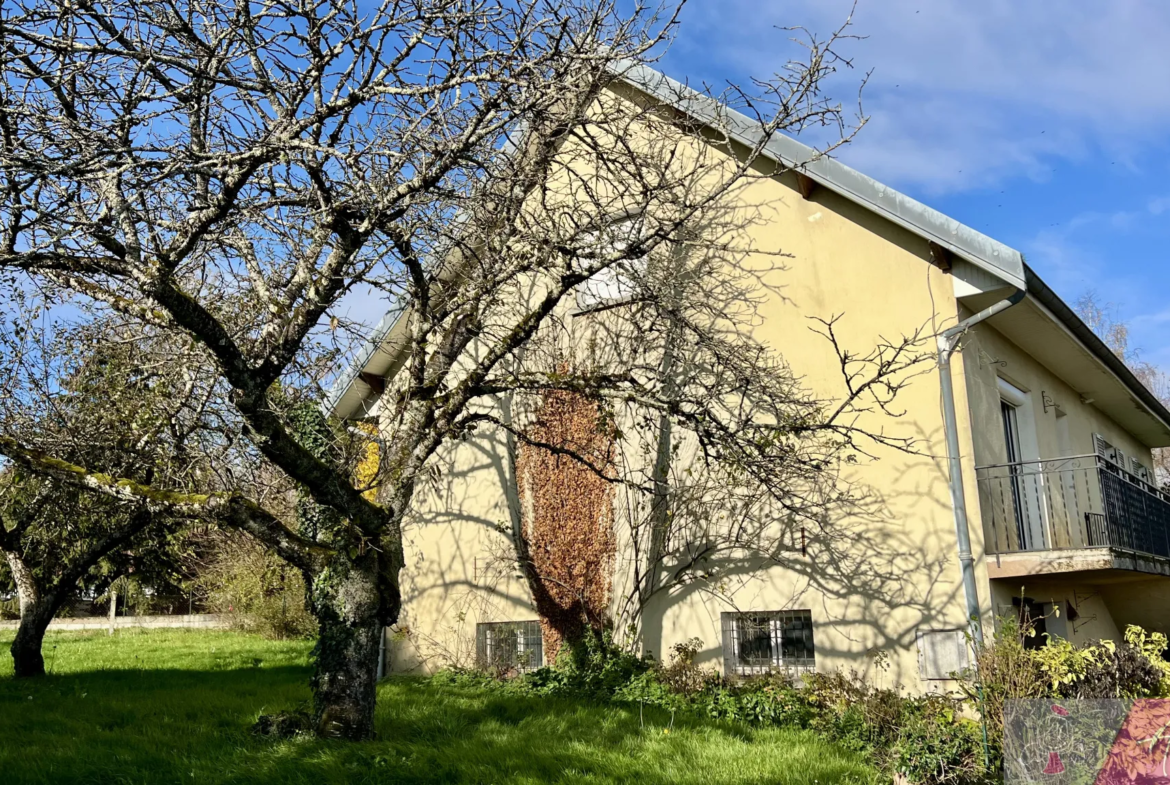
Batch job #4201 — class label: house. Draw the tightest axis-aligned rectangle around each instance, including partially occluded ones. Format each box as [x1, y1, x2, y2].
[327, 63, 1170, 690]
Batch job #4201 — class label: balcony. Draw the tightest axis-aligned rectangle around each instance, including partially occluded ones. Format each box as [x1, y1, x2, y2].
[975, 454, 1170, 578]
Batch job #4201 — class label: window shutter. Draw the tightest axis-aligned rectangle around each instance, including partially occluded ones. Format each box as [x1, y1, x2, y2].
[1093, 434, 1119, 466]
[917, 629, 971, 680]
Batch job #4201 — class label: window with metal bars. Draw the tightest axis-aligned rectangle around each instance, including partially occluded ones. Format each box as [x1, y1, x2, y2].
[720, 610, 816, 677]
[475, 621, 543, 673]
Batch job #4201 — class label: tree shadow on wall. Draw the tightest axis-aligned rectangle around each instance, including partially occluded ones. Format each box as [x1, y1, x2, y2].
[398, 412, 971, 691]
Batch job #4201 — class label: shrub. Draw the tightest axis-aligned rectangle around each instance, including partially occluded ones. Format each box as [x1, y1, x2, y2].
[609, 638, 816, 727]
[700, 673, 815, 727]
[524, 628, 650, 697]
[807, 670, 987, 785]
[1123, 625, 1170, 696]
[959, 617, 1170, 778]
[194, 533, 315, 640]
[891, 700, 986, 785]
[529, 634, 984, 784]
[956, 616, 1046, 766]
[1033, 634, 1163, 699]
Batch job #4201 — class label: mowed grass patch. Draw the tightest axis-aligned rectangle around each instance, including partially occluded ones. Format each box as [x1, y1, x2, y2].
[0, 629, 877, 785]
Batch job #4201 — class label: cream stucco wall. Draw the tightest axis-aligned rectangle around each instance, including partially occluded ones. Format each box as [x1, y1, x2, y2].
[961, 317, 1156, 559]
[374, 93, 1164, 689]
[382, 159, 998, 690]
[627, 169, 980, 689]
[963, 318, 1152, 474]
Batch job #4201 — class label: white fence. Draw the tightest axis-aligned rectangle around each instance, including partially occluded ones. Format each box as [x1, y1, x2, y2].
[0, 614, 225, 632]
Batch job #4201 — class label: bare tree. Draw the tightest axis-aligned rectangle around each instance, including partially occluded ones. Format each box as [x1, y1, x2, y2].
[0, 0, 882, 739]
[487, 227, 932, 658]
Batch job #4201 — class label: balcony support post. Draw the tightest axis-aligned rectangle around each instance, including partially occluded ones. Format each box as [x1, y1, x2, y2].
[937, 289, 1026, 646]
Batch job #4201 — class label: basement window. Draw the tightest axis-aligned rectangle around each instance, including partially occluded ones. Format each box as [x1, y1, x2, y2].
[720, 610, 816, 677]
[475, 620, 543, 674]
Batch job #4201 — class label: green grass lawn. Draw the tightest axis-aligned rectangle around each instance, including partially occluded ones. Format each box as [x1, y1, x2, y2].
[0, 629, 877, 785]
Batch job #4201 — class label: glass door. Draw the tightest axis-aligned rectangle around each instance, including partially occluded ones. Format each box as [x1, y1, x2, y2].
[1001, 400, 1030, 549]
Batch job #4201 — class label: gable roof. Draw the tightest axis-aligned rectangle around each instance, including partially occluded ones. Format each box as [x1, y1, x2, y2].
[328, 63, 1170, 444]
[614, 61, 1026, 290]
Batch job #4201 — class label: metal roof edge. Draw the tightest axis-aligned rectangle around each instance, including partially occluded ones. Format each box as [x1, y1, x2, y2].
[328, 60, 1038, 419]
[611, 60, 1027, 290]
[1022, 264, 1170, 435]
[323, 303, 405, 418]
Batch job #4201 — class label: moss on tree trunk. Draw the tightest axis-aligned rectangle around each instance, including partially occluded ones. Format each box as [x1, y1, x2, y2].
[308, 551, 383, 740]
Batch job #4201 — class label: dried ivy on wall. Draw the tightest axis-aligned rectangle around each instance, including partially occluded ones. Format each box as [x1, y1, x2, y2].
[517, 389, 617, 660]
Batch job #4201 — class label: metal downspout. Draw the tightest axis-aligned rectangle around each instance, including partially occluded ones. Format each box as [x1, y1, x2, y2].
[937, 288, 1026, 645]
[376, 626, 386, 681]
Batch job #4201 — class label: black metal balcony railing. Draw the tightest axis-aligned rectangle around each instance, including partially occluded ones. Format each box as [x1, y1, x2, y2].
[975, 454, 1170, 559]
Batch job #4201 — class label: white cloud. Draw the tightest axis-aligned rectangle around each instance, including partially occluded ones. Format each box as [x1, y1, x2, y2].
[666, 0, 1170, 193]
[1148, 196, 1170, 215]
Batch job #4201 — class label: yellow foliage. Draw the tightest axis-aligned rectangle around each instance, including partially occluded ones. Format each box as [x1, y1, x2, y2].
[352, 422, 381, 502]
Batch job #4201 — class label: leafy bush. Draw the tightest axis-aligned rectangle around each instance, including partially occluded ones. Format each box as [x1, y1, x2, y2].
[521, 634, 983, 784]
[655, 638, 719, 695]
[464, 623, 1170, 785]
[702, 673, 816, 727]
[959, 617, 1170, 778]
[194, 532, 315, 640]
[1124, 625, 1170, 694]
[957, 616, 1047, 765]
[524, 628, 650, 697]
[807, 670, 986, 785]
[0, 595, 18, 620]
[1032, 634, 1163, 699]
[891, 700, 986, 785]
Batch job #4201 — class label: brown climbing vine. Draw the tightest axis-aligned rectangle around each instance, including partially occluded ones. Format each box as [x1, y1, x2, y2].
[516, 388, 617, 660]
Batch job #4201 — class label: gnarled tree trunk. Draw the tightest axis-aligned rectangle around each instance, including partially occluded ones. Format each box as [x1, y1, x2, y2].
[308, 551, 387, 740]
[11, 603, 54, 678]
[5, 551, 54, 677]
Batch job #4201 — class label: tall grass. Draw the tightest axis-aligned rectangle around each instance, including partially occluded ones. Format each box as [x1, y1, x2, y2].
[0, 629, 877, 784]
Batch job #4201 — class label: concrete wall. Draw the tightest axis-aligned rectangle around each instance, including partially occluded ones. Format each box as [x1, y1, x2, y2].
[0, 614, 225, 632]
[618, 168, 977, 689]
[962, 320, 1155, 554]
[963, 320, 1152, 472]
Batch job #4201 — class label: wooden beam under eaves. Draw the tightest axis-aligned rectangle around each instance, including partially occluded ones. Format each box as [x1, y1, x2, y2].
[928, 242, 953, 274]
[359, 371, 386, 395]
[794, 171, 817, 200]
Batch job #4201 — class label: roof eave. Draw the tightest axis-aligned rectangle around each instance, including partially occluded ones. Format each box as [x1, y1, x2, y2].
[1022, 264, 1170, 436]
[611, 60, 1027, 290]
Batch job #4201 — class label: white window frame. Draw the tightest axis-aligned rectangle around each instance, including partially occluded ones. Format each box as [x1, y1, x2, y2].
[573, 216, 645, 313]
[476, 620, 543, 673]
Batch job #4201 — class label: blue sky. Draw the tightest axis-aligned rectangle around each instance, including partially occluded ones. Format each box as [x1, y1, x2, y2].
[659, 0, 1170, 367]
